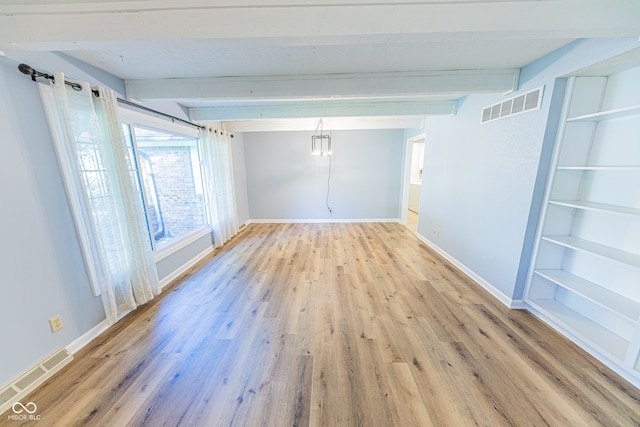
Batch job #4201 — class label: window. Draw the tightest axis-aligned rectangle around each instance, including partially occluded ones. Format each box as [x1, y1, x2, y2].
[120, 110, 208, 253]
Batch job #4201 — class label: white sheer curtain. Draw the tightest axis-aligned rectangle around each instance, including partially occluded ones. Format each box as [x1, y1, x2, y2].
[200, 127, 239, 247]
[39, 73, 160, 324]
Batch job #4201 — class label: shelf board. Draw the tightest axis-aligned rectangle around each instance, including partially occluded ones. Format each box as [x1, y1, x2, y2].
[557, 166, 640, 171]
[549, 200, 640, 219]
[542, 235, 640, 269]
[527, 299, 629, 361]
[535, 269, 640, 321]
[567, 105, 640, 122]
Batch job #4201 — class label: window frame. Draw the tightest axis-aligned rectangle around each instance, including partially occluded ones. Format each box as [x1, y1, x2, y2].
[119, 107, 211, 261]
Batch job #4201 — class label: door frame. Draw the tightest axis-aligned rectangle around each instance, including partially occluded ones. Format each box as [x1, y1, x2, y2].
[400, 132, 426, 225]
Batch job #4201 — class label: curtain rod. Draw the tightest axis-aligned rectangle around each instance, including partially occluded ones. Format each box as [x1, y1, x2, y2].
[116, 98, 206, 131]
[17, 63, 220, 134]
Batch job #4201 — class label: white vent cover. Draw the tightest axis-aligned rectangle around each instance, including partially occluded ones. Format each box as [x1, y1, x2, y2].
[481, 87, 544, 124]
[0, 348, 73, 415]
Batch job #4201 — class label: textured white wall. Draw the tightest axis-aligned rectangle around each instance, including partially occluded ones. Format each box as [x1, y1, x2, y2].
[244, 129, 404, 220]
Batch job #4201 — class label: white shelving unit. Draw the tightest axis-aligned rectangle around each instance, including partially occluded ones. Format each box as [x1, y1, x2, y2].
[525, 65, 640, 388]
[548, 200, 640, 219]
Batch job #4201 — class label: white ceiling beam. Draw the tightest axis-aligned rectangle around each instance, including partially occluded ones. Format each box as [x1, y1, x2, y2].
[189, 100, 456, 121]
[1, 1, 639, 48]
[125, 70, 519, 101]
[221, 116, 425, 133]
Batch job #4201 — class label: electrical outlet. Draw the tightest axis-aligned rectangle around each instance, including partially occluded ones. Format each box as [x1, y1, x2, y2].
[434, 229, 439, 237]
[49, 315, 64, 333]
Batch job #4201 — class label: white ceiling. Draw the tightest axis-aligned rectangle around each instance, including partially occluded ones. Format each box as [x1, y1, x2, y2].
[60, 35, 570, 80]
[1, 0, 639, 129]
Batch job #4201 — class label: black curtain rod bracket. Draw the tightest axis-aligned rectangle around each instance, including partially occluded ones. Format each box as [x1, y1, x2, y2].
[17, 63, 230, 135]
[19, 63, 85, 92]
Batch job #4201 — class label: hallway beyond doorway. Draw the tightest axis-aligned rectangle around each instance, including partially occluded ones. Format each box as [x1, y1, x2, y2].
[406, 210, 418, 234]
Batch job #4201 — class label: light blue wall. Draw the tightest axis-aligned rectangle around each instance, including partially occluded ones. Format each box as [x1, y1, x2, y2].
[244, 129, 404, 220]
[0, 52, 217, 387]
[418, 95, 548, 301]
[230, 133, 251, 225]
[6, 51, 126, 95]
[155, 233, 214, 281]
[416, 38, 640, 302]
[0, 52, 110, 387]
[403, 126, 427, 142]
[3, 37, 638, 389]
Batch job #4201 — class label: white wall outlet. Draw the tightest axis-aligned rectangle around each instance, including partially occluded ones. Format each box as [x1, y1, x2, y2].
[434, 229, 439, 237]
[49, 315, 64, 333]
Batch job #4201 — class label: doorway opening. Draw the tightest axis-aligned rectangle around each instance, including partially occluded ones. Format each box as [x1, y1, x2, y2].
[401, 133, 426, 234]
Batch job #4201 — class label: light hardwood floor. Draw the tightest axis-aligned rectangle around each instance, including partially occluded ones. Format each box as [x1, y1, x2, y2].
[4, 223, 640, 426]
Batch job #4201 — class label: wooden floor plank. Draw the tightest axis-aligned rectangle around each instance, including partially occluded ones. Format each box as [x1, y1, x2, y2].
[4, 223, 640, 427]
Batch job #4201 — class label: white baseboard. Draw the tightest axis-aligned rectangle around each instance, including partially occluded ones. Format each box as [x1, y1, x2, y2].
[526, 302, 640, 390]
[66, 319, 110, 355]
[510, 300, 527, 309]
[249, 218, 400, 224]
[160, 245, 215, 289]
[2, 243, 219, 412]
[416, 233, 518, 309]
[0, 348, 73, 416]
[66, 305, 134, 354]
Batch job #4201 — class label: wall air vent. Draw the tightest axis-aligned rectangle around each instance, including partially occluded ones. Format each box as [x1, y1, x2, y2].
[0, 348, 73, 415]
[481, 86, 544, 124]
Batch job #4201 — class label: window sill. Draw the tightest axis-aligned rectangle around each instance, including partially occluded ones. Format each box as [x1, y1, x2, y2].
[153, 226, 213, 262]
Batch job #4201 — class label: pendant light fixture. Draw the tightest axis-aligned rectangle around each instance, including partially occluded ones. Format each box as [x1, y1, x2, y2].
[311, 118, 332, 156]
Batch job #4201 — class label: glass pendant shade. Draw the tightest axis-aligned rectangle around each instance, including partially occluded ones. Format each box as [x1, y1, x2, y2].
[311, 135, 332, 156]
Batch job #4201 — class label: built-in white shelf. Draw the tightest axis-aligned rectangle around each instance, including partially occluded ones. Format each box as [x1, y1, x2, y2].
[548, 200, 640, 219]
[567, 104, 640, 122]
[542, 235, 640, 269]
[557, 166, 640, 171]
[535, 269, 640, 321]
[525, 69, 640, 388]
[528, 299, 629, 361]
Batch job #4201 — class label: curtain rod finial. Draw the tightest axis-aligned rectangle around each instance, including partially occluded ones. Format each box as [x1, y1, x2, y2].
[18, 63, 36, 81]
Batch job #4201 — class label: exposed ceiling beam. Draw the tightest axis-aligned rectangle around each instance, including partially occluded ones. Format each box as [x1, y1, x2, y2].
[1, 1, 639, 49]
[221, 116, 425, 133]
[189, 99, 456, 121]
[125, 70, 519, 102]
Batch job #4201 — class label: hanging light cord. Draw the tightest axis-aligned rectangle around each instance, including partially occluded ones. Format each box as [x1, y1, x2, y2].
[326, 132, 333, 215]
[313, 118, 333, 214]
[315, 118, 323, 136]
